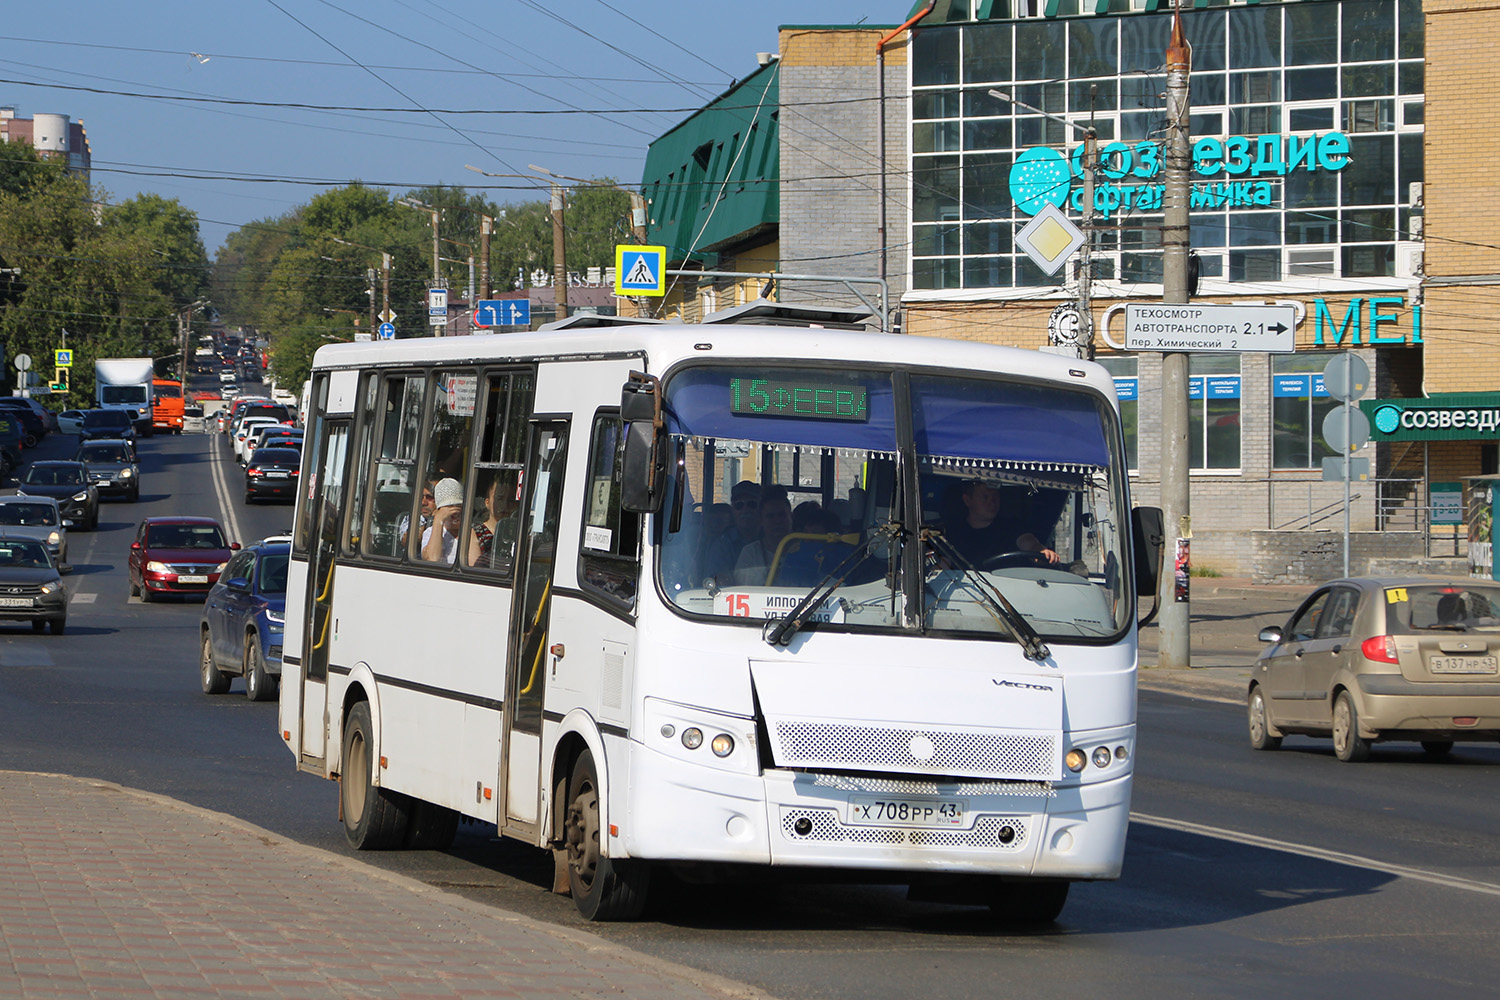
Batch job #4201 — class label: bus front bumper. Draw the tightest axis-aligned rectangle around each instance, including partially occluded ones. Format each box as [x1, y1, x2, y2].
[619, 742, 1131, 880]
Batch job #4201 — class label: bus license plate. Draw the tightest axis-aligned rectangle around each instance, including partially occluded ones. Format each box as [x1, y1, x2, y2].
[0, 597, 32, 607]
[848, 796, 965, 828]
[178, 575, 208, 584]
[1431, 655, 1498, 674]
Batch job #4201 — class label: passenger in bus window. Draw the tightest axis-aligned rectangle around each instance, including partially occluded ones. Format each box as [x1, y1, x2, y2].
[734, 484, 793, 585]
[398, 479, 438, 549]
[468, 473, 518, 570]
[420, 477, 465, 564]
[701, 480, 760, 584]
[943, 480, 1059, 567]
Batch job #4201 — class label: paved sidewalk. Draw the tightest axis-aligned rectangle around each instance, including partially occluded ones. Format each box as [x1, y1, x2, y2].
[0, 771, 768, 1000]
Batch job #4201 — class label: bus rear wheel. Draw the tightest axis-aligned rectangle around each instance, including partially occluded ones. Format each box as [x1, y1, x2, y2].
[341, 701, 412, 849]
[564, 749, 649, 921]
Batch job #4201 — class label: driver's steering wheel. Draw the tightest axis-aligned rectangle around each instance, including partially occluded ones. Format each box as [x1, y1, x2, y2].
[980, 550, 1050, 571]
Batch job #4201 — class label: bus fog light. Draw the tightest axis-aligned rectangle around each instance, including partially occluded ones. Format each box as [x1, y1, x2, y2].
[660, 724, 675, 739]
[1092, 746, 1112, 769]
[681, 727, 703, 749]
[793, 817, 813, 836]
[1065, 749, 1086, 772]
[711, 734, 734, 757]
[997, 825, 1016, 844]
[1114, 745, 1129, 761]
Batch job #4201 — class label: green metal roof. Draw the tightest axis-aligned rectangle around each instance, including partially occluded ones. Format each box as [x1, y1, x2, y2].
[639, 62, 779, 265]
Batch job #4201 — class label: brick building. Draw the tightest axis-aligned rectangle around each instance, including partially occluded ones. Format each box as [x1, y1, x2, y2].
[638, 0, 1500, 578]
[0, 107, 92, 179]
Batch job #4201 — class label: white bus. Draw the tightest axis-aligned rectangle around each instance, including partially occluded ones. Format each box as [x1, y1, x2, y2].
[277, 312, 1159, 922]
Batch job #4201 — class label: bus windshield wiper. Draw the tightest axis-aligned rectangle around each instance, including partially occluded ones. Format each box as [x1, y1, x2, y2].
[923, 529, 1051, 663]
[763, 521, 901, 648]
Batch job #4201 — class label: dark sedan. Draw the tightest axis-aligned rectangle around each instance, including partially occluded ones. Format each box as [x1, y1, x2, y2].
[200, 539, 289, 700]
[12, 461, 99, 530]
[128, 516, 239, 602]
[244, 447, 300, 503]
[79, 408, 137, 444]
[75, 439, 139, 501]
[0, 535, 67, 634]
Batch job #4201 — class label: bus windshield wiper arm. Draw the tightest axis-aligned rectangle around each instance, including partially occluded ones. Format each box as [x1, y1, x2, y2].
[923, 529, 1051, 662]
[763, 521, 901, 648]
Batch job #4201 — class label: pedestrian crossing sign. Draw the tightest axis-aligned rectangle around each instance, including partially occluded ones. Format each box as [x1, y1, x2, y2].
[615, 244, 667, 297]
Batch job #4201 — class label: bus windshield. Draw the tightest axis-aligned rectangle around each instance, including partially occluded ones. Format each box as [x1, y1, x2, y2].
[658, 365, 1130, 643]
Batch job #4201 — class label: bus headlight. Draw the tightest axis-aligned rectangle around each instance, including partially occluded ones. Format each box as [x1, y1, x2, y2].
[710, 734, 735, 757]
[1092, 746, 1113, 769]
[681, 727, 704, 750]
[1065, 748, 1087, 772]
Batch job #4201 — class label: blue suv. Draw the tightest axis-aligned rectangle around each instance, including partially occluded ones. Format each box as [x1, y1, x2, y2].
[198, 538, 288, 701]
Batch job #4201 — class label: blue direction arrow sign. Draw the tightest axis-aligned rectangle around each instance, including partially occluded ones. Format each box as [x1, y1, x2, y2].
[377, 322, 396, 340]
[473, 299, 531, 327]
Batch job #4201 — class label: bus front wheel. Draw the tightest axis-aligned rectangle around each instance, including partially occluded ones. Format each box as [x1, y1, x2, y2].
[564, 749, 649, 921]
[988, 879, 1070, 924]
[341, 701, 412, 849]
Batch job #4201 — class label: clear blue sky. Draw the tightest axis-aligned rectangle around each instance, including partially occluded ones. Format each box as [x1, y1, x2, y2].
[1, 2, 895, 255]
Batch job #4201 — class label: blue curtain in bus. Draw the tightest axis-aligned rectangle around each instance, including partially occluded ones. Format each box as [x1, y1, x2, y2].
[911, 376, 1110, 471]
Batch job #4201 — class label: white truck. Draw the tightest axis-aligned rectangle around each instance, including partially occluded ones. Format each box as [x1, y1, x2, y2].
[94, 358, 156, 433]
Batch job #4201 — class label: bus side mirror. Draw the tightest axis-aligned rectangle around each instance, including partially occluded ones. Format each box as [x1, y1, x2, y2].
[1132, 505, 1164, 597]
[620, 376, 666, 514]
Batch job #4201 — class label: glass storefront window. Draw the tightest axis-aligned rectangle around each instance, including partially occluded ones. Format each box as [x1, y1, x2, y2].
[907, 3, 1420, 290]
[1272, 353, 1339, 469]
[1189, 355, 1241, 471]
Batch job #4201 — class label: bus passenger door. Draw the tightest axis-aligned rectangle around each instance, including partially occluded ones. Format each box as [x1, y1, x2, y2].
[501, 421, 568, 835]
[298, 418, 350, 761]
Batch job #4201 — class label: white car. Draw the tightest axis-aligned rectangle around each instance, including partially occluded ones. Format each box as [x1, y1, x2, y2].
[234, 417, 281, 463]
[219, 370, 237, 385]
[56, 410, 87, 435]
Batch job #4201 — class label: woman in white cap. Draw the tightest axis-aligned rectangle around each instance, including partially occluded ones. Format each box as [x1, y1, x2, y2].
[421, 477, 465, 564]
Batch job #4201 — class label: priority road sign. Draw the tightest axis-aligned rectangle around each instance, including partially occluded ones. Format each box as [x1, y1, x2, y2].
[379, 308, 397, 324]
[616, 244, 667, 296]
[377, 322, 396, 340]
[54, 349, 73, 367]
[473, 299, 531, 328]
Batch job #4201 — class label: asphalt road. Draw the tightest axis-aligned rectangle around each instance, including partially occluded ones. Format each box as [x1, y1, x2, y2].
[3, 419, 1500, 999]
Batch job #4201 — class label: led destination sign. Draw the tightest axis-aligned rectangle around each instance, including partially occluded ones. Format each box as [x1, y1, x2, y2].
[729, 378, 869, 422]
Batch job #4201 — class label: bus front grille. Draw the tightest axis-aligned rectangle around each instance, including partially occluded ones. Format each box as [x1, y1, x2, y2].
[770, 721, 1059, 781]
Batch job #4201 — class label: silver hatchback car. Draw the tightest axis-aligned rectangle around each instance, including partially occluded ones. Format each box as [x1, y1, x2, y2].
[1249, 578, 1500, 761]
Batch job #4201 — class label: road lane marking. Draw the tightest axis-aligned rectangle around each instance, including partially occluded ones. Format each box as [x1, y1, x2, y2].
[208, 431, 245, 545]
[69, 593, 96, 604]
[1133, 811, 1500, 897]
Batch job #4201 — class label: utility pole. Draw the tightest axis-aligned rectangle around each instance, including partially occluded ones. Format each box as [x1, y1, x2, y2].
[429, 206, 441, 286]
[178, 308, 189, 387]
[1157, 0, 1194, 670]
[988, 89, 1098, 359]
[479, 215, 492, 299]
[548, 180, 568, 321]
[366, 267, 377, 333]
[382, 253, 392, 325]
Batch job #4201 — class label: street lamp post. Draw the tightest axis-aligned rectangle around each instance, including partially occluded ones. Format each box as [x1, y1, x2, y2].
[398, 198, 442, 286]
[332, 238, 393, 333]
[989, 90, 1098, 358]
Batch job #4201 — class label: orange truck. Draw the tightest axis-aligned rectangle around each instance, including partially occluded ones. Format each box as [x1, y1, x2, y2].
[152, 378, 185, 434]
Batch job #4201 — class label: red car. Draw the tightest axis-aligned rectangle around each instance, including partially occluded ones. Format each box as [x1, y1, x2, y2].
[128, 516, 240, 603]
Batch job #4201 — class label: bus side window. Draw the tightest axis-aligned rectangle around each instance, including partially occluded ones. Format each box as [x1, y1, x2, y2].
[343, 373, 378, 555]
[361, 373, 425, 560]
[578, 411, 640, 608]
[462, 370, 534, 578]
[415, 369, 479, 565]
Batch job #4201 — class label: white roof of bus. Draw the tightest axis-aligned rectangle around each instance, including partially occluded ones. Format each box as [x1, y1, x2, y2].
[310, 325, 1120, 403]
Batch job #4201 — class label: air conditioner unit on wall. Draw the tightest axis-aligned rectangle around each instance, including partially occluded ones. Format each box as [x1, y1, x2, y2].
[1396, 242, 1424, 279]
